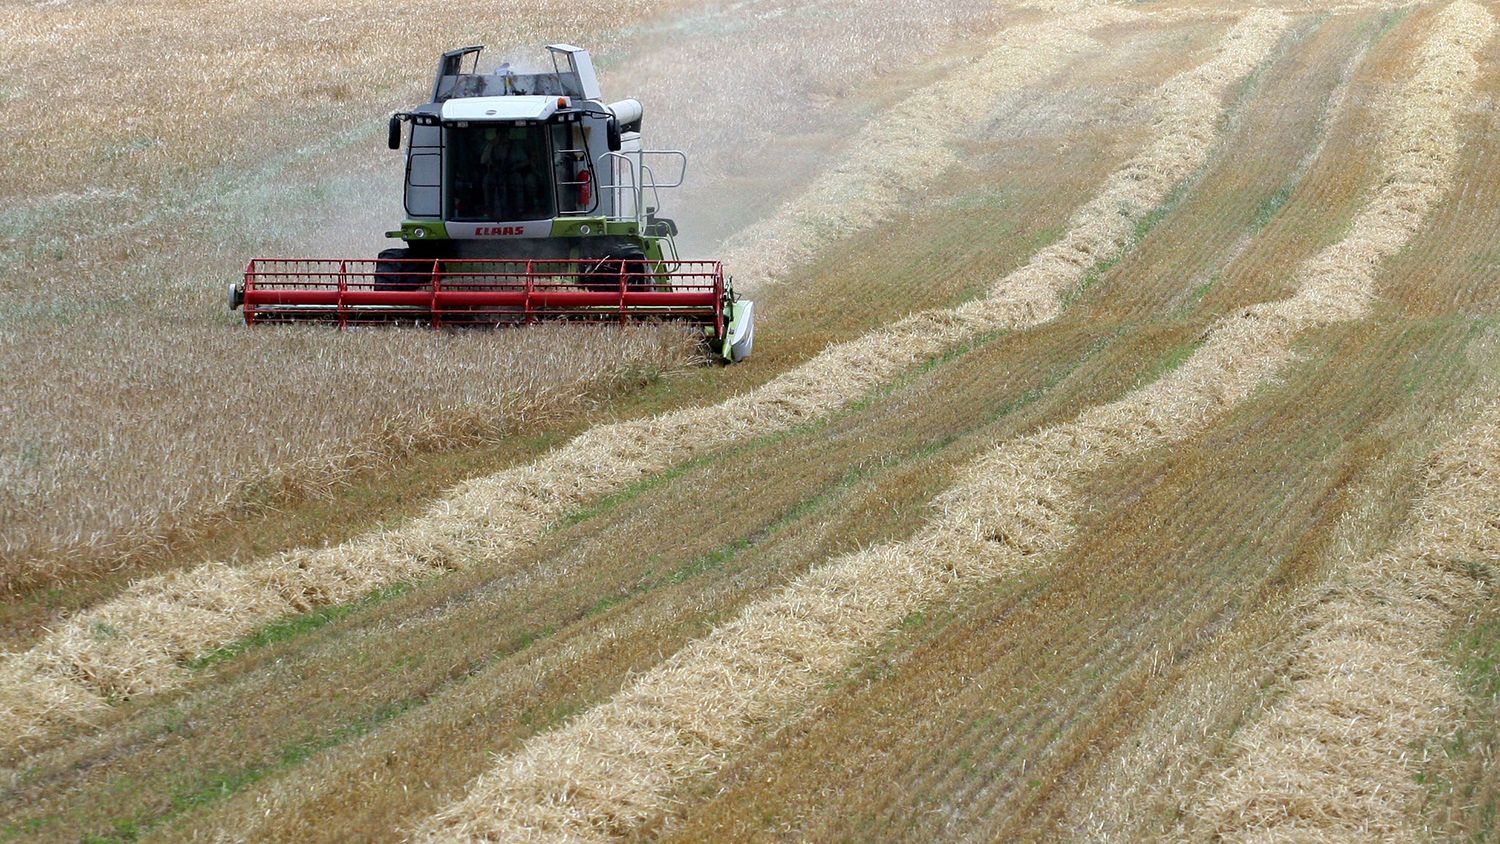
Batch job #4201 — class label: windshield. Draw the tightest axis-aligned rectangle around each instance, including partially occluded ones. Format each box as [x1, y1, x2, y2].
[446, 124, 555, 222]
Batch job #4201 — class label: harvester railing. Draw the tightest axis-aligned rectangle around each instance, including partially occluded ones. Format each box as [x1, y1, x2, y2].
[602, 150, 688, 227]
[240, 258, 724, 337]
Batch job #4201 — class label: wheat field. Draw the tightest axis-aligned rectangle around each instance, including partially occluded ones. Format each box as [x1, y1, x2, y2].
[0, 0, 709, 585]
[0, 0, 1005, 586]
[3, 0, 1500, 841]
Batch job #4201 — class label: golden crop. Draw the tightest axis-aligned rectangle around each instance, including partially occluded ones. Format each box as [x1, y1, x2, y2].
[0, 0, 697, 581]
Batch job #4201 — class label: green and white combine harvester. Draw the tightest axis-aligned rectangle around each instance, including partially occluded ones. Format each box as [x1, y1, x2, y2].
[232, 44, 754, 363]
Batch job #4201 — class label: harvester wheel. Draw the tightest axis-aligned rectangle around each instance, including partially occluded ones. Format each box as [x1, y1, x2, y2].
[374, 247, 428, 291]
[622, 251, 650, 291]
[577, 252, 648, 293]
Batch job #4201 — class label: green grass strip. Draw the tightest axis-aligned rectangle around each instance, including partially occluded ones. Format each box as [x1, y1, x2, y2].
[8, 701, 423, 843]
[187, 583, 414, 671]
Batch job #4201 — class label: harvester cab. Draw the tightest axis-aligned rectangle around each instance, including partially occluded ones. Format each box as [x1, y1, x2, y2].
[232, 44, 754, 364]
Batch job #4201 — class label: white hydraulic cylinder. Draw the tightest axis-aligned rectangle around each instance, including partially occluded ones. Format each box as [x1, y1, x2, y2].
[606, 98, 643, 129]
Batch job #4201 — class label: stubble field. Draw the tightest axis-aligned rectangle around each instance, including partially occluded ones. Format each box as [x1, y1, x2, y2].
[2, 0, 1499, 841]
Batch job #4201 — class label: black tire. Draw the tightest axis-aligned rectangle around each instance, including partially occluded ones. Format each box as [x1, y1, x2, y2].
[374, 247, 429, 291]
[620, 250, 650, 292]
[577, 252, 649, 292]
[575, 257, 604, 292]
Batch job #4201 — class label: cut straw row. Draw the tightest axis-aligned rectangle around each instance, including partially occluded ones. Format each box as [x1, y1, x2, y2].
[410, 13, 1319, 842]
[715, 2, 1133, 292]
[1182, 7, 1500, 837]
[418, 3, 1492, 836]
[0, 3, 1277, 765]
[0, 5, 1135, 761]
[1191, 398, 1500, 841]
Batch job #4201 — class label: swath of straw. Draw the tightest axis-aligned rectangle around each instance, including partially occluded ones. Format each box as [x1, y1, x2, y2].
[1173, 13, 1500, 837]
[716, 0, 1124, 293]
[409, 13, 1350, 843]
[418, 2, 1494, 836]
[1189, 390, 1500, 842]
[0, 6, 1281, 760]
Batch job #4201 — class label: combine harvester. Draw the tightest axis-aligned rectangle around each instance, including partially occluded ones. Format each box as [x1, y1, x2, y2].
[231, 44, 754, 363]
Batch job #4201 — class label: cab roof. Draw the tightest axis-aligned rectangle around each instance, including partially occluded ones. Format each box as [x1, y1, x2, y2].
[440, 95, 560, 123]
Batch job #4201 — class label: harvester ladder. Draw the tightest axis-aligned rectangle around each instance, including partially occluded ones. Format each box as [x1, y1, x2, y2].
[555, 141, 598, 216]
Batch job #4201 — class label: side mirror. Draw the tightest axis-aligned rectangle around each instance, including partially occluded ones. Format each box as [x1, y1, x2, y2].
[387, 115, 404, 150]
[607, 118, 622, 153]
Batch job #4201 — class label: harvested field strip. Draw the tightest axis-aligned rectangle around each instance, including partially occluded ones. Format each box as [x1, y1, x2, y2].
[668, 319, 1497, 843]
[1109, 7, 1382, 328]
[1190, 396, 1500, 840]
[0, 8, 1286, 761]
[42, 316, 1151, 841]
[415, 6, 1484, 839]
[1421, 574, 1500, 837]
[715, 4, 1129, 291]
